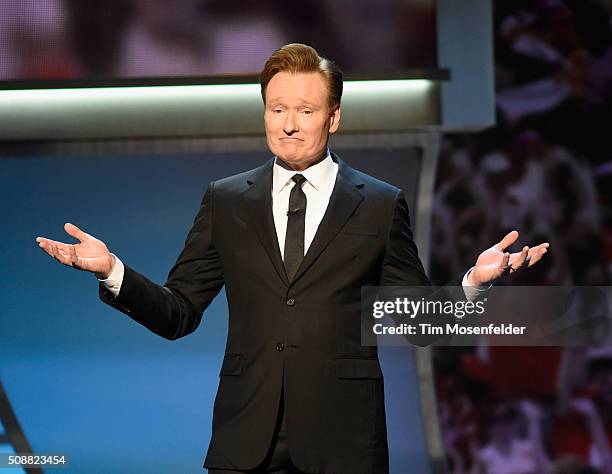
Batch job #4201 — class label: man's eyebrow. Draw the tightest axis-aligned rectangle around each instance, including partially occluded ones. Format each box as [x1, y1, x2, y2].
[266, 98, 286, 105]
[266, 98, 320, 108]
[297, 101, 323, 109]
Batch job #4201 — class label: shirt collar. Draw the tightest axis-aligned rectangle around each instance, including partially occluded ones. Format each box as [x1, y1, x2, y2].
[272, 149, 334, 195]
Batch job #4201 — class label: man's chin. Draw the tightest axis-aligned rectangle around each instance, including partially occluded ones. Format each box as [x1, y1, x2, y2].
[272, 147, 305, 164]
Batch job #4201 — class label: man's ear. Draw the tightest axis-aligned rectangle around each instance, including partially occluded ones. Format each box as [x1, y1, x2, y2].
[329, 105, 341, 134]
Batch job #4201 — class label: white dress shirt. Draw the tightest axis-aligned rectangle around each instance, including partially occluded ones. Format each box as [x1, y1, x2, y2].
[99, 151, 487, 299]
[272, 151, 338, 259]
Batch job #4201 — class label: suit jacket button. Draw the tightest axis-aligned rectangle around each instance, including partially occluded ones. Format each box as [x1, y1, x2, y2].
[286, 298, 295, 306]
[276, 342, 285, 352]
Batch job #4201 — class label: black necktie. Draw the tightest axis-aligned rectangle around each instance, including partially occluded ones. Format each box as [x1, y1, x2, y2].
[283, 174, 307, 281]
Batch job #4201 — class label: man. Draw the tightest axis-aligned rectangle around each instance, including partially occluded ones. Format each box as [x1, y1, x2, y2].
[36, 44, 549, 474]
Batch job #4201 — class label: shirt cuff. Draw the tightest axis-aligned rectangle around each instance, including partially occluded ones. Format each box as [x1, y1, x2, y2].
[97, 253, 124, 297]
[461, 266, 492, 301]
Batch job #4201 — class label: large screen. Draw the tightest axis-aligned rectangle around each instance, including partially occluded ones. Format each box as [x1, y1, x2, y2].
[0, 0, 437, 86]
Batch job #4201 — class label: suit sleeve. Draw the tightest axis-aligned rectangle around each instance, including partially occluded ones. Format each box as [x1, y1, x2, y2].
[378, 190, 465, 347]
[379, 190, 431, 287]
[98, 182, 225, 340]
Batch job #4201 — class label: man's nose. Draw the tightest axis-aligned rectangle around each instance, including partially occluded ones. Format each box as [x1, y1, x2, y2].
[283, 112, 299, 135]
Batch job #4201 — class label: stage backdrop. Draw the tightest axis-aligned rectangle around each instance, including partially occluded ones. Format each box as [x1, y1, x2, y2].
[1, 147, 430, 473]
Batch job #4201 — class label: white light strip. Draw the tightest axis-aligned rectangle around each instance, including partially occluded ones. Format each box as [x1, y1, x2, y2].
[345, 79, 432, 93]
[0, 78, 440, 140]
[0, 79, 432, 103]
[0, 83, 262, 104]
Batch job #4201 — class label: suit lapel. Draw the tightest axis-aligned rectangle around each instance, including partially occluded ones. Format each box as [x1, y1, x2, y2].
[241, 153, 365, 288]
[242, 158, 290, 287]
[289, 153, 364, 285]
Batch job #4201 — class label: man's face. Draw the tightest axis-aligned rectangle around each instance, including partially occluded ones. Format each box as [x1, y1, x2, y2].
[264, 71, 341, 171]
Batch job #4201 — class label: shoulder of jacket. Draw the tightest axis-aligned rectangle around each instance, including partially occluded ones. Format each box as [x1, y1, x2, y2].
[349, 167, 401, 200]
[214, 169, 253, 189]
[210, 161, 271, 195]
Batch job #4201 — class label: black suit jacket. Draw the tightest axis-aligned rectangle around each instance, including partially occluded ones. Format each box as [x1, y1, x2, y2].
[99, 152, 433, 474]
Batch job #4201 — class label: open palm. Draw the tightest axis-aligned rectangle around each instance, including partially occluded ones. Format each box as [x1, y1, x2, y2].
[36, 223, 115, 279]
[468, 230, 549, 286]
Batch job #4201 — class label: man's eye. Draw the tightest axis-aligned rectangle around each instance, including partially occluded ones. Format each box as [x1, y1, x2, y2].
[301, 110, 312, 115]
[273, 109, 283, 114]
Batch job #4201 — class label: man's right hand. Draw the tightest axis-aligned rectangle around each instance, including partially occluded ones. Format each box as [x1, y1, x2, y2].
[36, 223, 115, 279]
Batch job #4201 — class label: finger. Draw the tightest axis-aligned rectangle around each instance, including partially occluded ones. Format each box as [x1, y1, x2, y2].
[48, 241, 64, 264]
[37, 236, 70, 248]
[55, 243, 70, 256]
[55, 241, 76, 257]
[531, 242, 550, 253]
[496, 252, 511, 277]
[45, 240, 59, 260]
[510, 246, 529, 272]
[527, 245, 549, 266]
[64, 222, 91, 243]
[36, 236, 57, 246]
[495, 230, 519, 252]
[38, 239, 62, 256]
[37, 240, 56, 258]
[38, 241, 72, 267]
[528, 243, 549, 258]
[48, 241, 74, 267]
[68, 244, 83, 268]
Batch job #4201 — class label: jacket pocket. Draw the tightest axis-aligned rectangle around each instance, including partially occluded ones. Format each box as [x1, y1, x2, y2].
[219, 353, 243, 376]
[335, 358, 383, 379]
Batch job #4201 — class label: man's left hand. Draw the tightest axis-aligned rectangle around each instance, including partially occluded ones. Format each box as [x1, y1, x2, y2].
[467, 230, 549, 287]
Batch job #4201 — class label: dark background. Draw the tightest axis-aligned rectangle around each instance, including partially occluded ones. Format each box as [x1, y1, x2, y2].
[430, 1, 612, 472]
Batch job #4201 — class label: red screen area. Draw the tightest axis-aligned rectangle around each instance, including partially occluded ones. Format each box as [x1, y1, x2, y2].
[0, 0, 436, 84]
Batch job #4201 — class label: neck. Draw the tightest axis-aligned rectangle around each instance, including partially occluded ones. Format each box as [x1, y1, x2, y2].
[276, 149, 329, 172]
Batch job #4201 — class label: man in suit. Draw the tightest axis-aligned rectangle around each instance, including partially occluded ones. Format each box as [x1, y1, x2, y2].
[36, 44, 549, 473]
